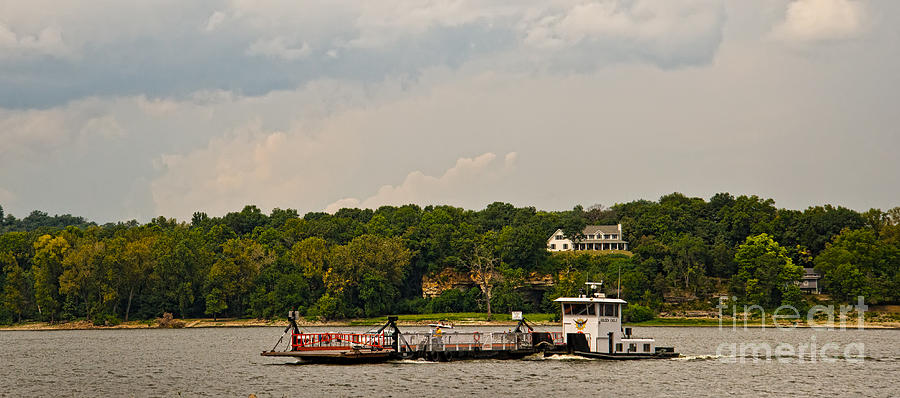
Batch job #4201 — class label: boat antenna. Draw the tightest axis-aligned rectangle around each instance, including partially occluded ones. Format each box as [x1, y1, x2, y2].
[585, 281, 604, 298]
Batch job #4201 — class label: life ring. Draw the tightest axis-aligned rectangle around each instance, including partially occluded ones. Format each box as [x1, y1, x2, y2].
[473, 332, 481, 343]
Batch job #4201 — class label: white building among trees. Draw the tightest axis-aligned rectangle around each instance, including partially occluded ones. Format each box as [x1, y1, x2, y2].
[547, 224, 629, 252]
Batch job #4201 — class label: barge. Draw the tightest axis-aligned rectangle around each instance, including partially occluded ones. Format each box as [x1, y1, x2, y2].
[261, 282, 678, 363]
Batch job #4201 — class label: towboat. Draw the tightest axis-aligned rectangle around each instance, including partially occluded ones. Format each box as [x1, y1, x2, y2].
[261, 282, 677, 363]
[548, 282, 677, 359]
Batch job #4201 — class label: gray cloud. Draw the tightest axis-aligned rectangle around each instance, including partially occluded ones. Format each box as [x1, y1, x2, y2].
[0, 0, 726, 108]
[0, 0, 898, 223]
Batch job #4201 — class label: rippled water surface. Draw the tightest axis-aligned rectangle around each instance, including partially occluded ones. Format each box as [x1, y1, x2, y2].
[1, 325, 898, 397]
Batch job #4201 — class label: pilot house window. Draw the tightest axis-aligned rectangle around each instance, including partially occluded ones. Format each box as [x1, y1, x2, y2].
[563, 303, 596, 316]
[601, 303, 618, 317]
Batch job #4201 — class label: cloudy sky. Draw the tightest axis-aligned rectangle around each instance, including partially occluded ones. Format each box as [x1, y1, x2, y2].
[1, 0, 897, 222]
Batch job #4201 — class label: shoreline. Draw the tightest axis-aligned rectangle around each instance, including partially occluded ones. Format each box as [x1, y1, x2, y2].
[2, 316, 898, 331]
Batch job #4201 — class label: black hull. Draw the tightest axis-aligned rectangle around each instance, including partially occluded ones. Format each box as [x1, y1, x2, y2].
[559, 350, 680, 360]
[261, 350, 396, 364]
[262, 347, 678, 363]
[261, 348, 537, 363]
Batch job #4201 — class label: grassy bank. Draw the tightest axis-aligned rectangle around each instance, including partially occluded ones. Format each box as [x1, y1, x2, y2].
[626, 317, 725, 327]
[3, 313, 899, 331]
[0, 313, 555, 331]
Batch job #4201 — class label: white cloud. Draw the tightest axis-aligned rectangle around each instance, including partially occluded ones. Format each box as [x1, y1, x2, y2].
[773, 0, 866, 42]
[0, 23, 70, 59]
[79, 115, 125, 139]
[325, 152, 517, 213]
[324, 198, 362, 213]
[347, 0, 512, 48]
[136, 96, 179, 116]
[150, 116, 367, 220]
[205, 11, 227, 32]
[522, 0, 723, 49]
[246, 37, 311, 60]
[0, 108, 70, 158]
[0, 101, 128, 162]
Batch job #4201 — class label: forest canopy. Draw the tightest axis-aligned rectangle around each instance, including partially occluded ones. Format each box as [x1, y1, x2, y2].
[1, 193, 898, 324]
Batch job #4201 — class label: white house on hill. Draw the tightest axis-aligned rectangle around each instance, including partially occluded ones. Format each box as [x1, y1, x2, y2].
[547, 224, 628, 252]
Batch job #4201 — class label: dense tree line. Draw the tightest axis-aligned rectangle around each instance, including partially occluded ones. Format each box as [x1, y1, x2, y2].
[1, 194, 898, 324]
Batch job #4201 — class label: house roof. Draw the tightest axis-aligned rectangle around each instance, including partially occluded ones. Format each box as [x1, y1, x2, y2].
[803, 268, 821, 279]
[547, 225, 625, 242]
[583, 225, 619, 235]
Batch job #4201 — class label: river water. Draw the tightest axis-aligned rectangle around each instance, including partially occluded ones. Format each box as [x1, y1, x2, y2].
[1, 325, 897, 397]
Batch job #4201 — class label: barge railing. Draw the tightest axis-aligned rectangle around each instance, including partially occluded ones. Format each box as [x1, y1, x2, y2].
[291, 332, 388, 351]
[288, 330, 562, 352]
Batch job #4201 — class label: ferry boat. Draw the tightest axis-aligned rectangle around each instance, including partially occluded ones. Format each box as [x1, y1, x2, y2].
[551, 282, 676, 359]
[261, 282, 677, 363]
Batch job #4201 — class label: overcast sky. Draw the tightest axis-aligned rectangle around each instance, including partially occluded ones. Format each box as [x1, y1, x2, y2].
[1, 0, 897, 222]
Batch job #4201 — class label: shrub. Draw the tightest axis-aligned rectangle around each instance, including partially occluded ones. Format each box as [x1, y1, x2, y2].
[426, 289, 465, 313]
[623, 304, 655, 323]
[398, 297, 428, 314]
[156, 312, 185, 328]
[92, 313, 122, 326]
[309, 294, 342, 321]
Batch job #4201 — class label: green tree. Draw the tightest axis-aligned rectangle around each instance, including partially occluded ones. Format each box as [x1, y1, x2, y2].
[120, 235, 156, 321]
[311, 293, 341, 320]
[205, 288, 227, 321]
[206, 238, 272, 317]
[223, 205, 269, 235]
[290, 237, 327, 279]
[491, 266, 528, 313]
[2, 253, 29, 322]
[498, 224, 548, 271]
[59, 235, 105, 320]
[623, 304, 655, 322]
[32, 234, 70, 322]
[324, 235, 411, 318]
[814, 228, 898, 303]
[149, 227, 212, 317]
[731, 233, 803, 308]
[561, 205, 587, 251]
[467, 231, 501, 319]
[667, 234, 708, 291]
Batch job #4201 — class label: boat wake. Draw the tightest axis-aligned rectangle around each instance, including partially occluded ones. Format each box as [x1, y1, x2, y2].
[525, 353, 597, 361]
[387, 359, 440, 365]
[670, 354, 723, 361]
